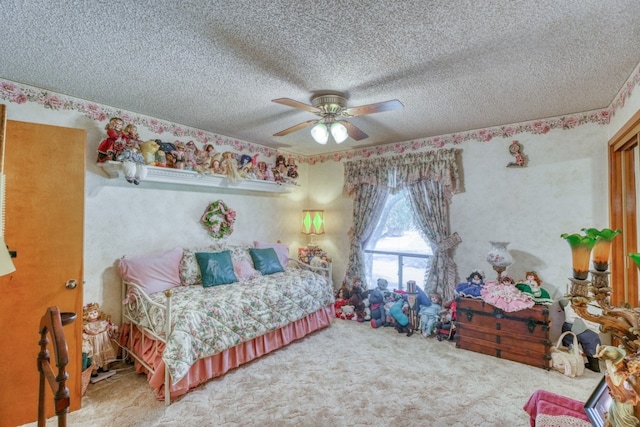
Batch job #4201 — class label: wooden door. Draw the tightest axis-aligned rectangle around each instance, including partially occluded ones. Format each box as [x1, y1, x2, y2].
[0, 117, 85, 426]
[609, 110, 640, 306]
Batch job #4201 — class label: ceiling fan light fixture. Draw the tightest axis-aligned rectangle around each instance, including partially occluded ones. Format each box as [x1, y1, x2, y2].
[331, 122, 348, 143]
[310, 123, 329, 144]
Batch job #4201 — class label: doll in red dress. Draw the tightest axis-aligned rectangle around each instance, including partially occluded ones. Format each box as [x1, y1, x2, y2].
[97, 117, 125, 163]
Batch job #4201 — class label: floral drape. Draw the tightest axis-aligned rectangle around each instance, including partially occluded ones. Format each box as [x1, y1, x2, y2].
[342, 148, 462, 293]
[343, 184, 389, 286]
[407, 180, 461, 302]
[342, 149, 461, 196]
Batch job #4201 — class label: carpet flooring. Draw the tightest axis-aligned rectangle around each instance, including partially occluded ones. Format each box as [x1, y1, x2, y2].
[24, 319, 602, 426]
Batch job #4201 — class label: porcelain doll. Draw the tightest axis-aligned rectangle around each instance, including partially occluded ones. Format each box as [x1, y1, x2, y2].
[480, 274, 535, 312]
[171, 142, 187, 169]
[221, 151, 242, 182]
[82, 302, 118, 372]
[455, 269, 485, 299]
[419, 292, 442, 337]
[116, 123, 147, 184]
[287, 156, 299, 179]
[515, 271, 553, 305]
[97, 117, 125, 162]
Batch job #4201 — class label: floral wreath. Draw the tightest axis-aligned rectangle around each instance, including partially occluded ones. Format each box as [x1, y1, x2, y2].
[200, 200, 236, 239]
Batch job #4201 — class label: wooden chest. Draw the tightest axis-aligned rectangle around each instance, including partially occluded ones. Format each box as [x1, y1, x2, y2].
[455, 297, 552, 369]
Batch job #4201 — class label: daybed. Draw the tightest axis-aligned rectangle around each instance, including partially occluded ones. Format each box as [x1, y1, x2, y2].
[117, 243, 335, 405]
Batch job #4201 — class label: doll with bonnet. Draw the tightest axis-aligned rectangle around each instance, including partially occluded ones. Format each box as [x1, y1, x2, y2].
[82, 302, 118, 373]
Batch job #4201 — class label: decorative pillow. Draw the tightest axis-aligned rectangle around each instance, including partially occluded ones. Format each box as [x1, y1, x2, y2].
[195, 251, 238, 287]
[179, 244, 225, 285]
[233, 257, 261, 281]
[179, 249, 201, 286]
[253, 241, 289, 268]
[118, 247, 183, 294]
[227, 245, 253, 264]
[249, 247, 284, 275]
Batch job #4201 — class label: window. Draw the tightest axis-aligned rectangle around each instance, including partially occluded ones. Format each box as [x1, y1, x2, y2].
[363, 190, 433, 290]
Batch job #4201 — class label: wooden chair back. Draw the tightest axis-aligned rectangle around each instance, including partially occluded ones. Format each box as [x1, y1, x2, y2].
[37, 306, 74, 427]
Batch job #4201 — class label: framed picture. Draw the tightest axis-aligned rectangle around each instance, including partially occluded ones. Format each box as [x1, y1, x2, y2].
[584, 376, 612, 427]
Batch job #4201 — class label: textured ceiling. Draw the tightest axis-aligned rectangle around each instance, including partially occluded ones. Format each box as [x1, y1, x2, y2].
[2, 1, 640, 156]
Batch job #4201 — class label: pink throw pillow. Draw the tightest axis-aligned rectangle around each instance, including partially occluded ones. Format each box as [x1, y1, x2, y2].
[253, 241, 289, 268]
[118, 247, 183, 294]
[233, 258, 261, 280]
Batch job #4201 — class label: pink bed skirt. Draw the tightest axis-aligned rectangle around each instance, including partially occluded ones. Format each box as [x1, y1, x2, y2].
[120, 304, 335, 401]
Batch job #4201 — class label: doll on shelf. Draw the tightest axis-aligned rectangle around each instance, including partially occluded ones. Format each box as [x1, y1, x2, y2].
[221, 151, 242, 182]
[116, 123, 148, 184]
[515, 271, 553, 305]
[96, 117, 125, 163]
[82, 302, 118, 376]
[455, 269, 485, 299]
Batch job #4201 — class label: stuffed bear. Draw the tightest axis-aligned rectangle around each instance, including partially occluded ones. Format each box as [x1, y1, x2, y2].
[369, 288, 386, 328]
[340, 305, 356, 320]
[139, 140, 160, 165]
[349, 279, 366, 321]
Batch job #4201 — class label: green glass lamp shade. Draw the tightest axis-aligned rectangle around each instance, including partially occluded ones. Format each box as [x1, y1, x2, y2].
[629, 253, 640, 270]
[582, 228, 621, 271]
[561, 233, 596, 280]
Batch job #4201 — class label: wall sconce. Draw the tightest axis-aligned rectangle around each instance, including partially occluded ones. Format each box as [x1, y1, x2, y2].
[301, 210, 325, 248]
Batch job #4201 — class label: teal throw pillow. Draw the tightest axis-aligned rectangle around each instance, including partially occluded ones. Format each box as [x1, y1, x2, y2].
[249, 247, 284, 275]
[195, 251, 238, 287]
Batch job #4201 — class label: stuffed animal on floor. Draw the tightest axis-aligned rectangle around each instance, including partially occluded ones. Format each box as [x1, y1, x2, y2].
[349, 278, 367, 321]
[369, 288, 386, 328]
[359, 293, 371, 322]
[389, 297, 414, 337]
[340, 305, 356, 320]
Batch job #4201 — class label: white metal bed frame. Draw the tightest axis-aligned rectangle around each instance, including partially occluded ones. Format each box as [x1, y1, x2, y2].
[120, 259, 332, 406]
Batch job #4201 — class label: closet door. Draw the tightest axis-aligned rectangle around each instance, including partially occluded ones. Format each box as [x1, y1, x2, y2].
[609, 110, 640, 306]
[0, 116, 85, 426]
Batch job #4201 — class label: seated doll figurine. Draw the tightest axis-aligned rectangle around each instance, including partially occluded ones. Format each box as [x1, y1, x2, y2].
[455, 269, 485, 299]
[481, 274, 535, 312]
[82, 302, 118, 379]
[419, 292, 443, 337]
[515, 271, 553, 305]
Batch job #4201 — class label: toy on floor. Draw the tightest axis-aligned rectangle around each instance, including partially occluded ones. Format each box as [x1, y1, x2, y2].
[388, 295, 415, 336]
[419, 292, 442, 338]
[83, 302, 118, 383]
[435, 299, 457, 341]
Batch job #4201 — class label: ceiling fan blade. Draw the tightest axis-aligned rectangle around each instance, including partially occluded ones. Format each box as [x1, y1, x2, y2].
[343, 99, 404, 117]
[272, 98, 321, 114]
[273, 119, 319, 137]
[342, 121, 368, 141]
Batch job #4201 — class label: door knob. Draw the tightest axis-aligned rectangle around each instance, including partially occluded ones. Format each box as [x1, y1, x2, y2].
[65, 279, 78, 290]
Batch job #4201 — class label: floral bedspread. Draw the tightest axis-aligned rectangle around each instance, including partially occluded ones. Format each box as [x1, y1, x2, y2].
[126, 267, 334, 385]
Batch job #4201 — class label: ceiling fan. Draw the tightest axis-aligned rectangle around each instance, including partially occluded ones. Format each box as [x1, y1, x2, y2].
[272, 93, 404, 144]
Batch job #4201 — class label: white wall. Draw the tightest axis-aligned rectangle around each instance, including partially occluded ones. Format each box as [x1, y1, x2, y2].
[4, 99, 311, 320]
[4, 67, 640, 333]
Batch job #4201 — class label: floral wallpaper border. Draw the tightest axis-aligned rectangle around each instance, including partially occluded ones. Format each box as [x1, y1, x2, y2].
[2, 61, 639, 165]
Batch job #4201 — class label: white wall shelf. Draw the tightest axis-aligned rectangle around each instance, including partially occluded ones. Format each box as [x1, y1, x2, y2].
[97, 161, 297, 193]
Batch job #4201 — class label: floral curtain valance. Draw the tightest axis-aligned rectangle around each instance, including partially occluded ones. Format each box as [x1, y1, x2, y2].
[342, 148, 462, 196]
